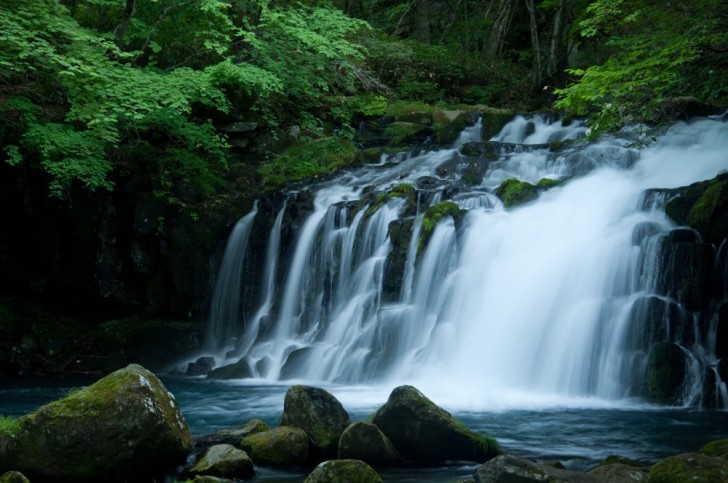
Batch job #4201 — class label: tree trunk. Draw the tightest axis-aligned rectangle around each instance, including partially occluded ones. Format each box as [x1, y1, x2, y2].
[486, 0, 517, 58]
[547, 0, 571, 78]
[414, 0, 431, 44]
[114, 0, 137, 48]
[525, 0, 542, 86]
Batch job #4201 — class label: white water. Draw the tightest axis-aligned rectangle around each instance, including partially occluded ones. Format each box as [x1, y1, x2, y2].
[203, 115, 728, 410]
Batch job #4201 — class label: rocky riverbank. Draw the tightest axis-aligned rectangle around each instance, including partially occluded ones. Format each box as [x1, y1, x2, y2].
[1, 364, 727, 482]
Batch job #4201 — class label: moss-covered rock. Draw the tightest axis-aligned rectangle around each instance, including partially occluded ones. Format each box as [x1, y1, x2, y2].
[0, 471, 30, 483]
[188, 444, 254, 479]
[280, 385, 351, 462]
[338, 422, 401, 468]
[304, 459, 383, 483]
[383, 218, 415, 302]
[433, 111, 477, 145]
[383, 122, 432, 147]
[478, 107, 514, 140]
[647, 342, 687, 405]
[702, 438, 728, 460]
[206, 359, 253, 379]
[665, 172, 728, 245]
[495, 178, 539, 208]
[649, 452, 728, 483]
[372, 385, 499, 465]
[587, 462, 648, 482]
[195, 419, 269, 449]
[419, 201, 466, 251]
[474, 454, 595, 483]
[0, 364, 191, 481]
[536, 177, 565, 190]
[239, 426, 309, 468]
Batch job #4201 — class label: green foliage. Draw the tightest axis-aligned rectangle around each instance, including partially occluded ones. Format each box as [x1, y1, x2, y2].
[495, 178, 539, 208]
[257, 137, 358, 190]
[0, 415, 21, 437]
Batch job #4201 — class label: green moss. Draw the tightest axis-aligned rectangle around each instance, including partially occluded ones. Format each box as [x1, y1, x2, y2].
[702, 438, 728, 459]
[462, 174, 481, 185]
[387, 101, 436, 120]
[688, 178, 727, 227]
[258, 137, 358, 190]
[536, 177, 564, 190]
[383, 122, 429, 146]
[240, 426, 308, 467]
[495, 178, 538, 208]
[419, 201, 466, 252]
[0, 415, 20, 437]
[649, 453, 728, 483]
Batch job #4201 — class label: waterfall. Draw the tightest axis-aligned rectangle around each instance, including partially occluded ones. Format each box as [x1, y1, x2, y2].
[204, 114, 728, 408]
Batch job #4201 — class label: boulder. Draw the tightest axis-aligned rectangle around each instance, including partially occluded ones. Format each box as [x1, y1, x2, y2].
[372, 385, 499, 464]
[495, 178, 539, 208]
[240, 426, 309, 467]
[187, 356, 216, 376]
[702, 438, 728, 460]
[207, 359, 253, 379]
[195, 419, 269, 449]
[188, 444, 253, 479]
[649, 452, 728, 483]
[588, 463, 648, 482]
[665, 172, 728, 245]
[0, 364, 191, 481]
[0, 472, 30, 483]
[474, 454, 596, 482]
[647, 342, 687, 405]
[338, 422, 401, 467]
[304, 459, 383, 483]
[280, 385, 351, 461]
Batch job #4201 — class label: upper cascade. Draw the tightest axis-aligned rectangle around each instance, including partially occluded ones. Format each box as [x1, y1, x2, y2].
[198, 114, 728, 410]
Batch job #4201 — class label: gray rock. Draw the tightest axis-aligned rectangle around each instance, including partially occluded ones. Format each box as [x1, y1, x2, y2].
[304, 459, 383, 483]
[338, 422, 401, 467]
[474, 454, 596, 482]
[588, 463, 648, 482]
[195, 419, 269, 448]
[280, 385, 351, 461]
[187, 356, 216, 376]
[188, 444, 254, 479]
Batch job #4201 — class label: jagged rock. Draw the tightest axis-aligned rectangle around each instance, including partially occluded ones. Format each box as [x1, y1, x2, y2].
[649, 452, 728, 483]
[280, 385, 351, 462]
[338, 422, 401, 467]
[0, 364, 191, 481]
[474, 454, 596, 482]
[207, 359, 253, 379]
[240, 426, 308, 467]
[372, 385, 499, 464]
[304, 459, 383, 483]
[647, 342, 687, 405]
[187, 356, 216, 376]
[195, 419, 269, 449]
[188, 444, 254, 479]
[0, 472, 30, 483]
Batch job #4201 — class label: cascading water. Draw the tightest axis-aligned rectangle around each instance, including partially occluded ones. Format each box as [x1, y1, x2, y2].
[203, 113, 728, 409]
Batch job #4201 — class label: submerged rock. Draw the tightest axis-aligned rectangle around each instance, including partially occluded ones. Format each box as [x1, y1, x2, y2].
[195, 419, 269, 449]
[338, 422, 401, 467]
[474, 454, 596, 482]
[372, 385, 499, 464]
[240, 426, 309, 467]
[304, 459, 383, 483]
[0, 364, 191, 481]
[188, 444, 254, 479]
[280, 385, 351, 462]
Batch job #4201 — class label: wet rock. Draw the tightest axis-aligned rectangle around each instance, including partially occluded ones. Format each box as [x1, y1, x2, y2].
[625, 296, 690, 352]
[474, 454, 595, 482]
[665, 172, 728, 245]
[717, 303, 728, 359]
[207, 359, 253, 380]
[188, 444, 254, 479]
[495, 178, 538, 208]
[186, 356, 216, 376]
[0, 364, 191, 481]
[338, 422, 401, 467]
[649, 452, 728, 483]
[240, 426, 309, 467]
[588, 462, 648, 482]
[280, 348, 314, 380]
[304, 459, 383, 483]
[372, 385, 499, 464]
[647, 342, 687, 405]
[656, 96, 714, 122]
[631, 221, 661, 246]
[0, 472, 30, 483]
[656, 230, 716, 311]
[383, 218, 414, 302]
[280, 385, 351, 462]
[433, 111, 478, 145]
[195, 419, 269, 449]
[383, 122, 432, 147]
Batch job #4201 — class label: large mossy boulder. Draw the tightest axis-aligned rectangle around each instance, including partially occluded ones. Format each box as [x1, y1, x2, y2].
[280, 385, 351, 462]
[665, 172, 728, 245]
[0, 364, 191, 481]
[195, 419, 269, 449]
[474, 454, 596, 483]
[240, 426, 309, 468]
[647, 342, 687, 405]
[0, 472, 30, 483]
[338, 422, 401, 467]
[188, 444, 254, 479]
[304, 459, 383, 483]
[495, 178, 539, 208]
[649, 452, 728, 483]
[702, 438, 728, 460]
[372, 385, 499, 464]
[432, 110, 478, 145]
